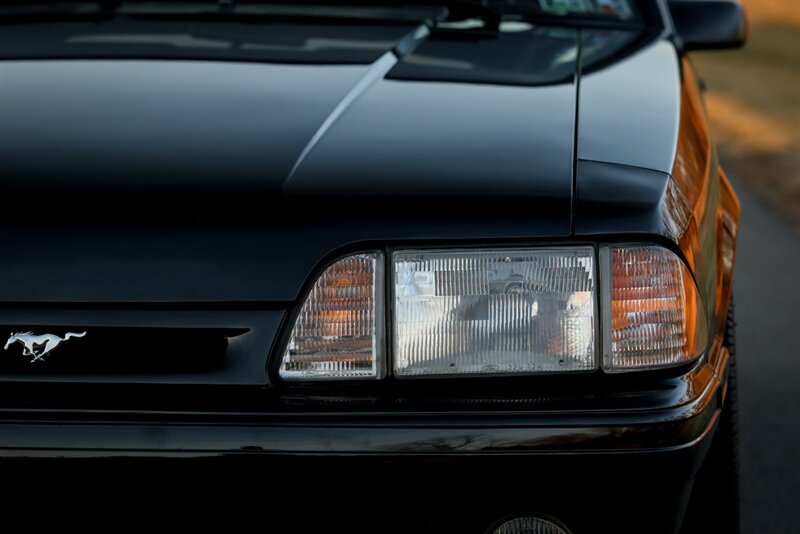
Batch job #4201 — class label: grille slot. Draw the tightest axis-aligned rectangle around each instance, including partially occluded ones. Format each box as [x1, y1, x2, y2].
[0, 327, 247, 375]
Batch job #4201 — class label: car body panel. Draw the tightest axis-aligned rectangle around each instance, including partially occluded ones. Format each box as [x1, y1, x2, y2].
[2, 444, 705, 533]
[0, 3, 742, 532]
[0, 8, 737, 392]
[0, 10, 737, 391]
[0, 26, 582, 304]
[0, 23, 714, 308]
[578, 37, 681, 173]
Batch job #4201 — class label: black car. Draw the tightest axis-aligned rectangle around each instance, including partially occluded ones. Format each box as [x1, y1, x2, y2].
[0, 1, 747, 532]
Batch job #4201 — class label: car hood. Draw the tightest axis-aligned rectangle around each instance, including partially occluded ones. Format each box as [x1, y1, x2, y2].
[0, 23, 672, 303]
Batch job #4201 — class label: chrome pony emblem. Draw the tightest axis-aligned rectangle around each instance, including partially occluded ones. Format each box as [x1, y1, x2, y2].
[4, 332, 86, 362]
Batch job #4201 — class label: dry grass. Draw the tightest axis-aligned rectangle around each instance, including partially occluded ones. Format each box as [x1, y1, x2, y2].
[691, 0, 800, 228]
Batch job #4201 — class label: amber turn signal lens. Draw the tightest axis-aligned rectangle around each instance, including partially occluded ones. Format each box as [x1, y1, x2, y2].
[603, 245, 707, 371]
[279, 253, 384, 381]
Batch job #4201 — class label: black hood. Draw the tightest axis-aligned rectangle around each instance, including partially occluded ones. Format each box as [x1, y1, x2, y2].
[0, 19, 672, 303]
[1, 21, 578, 200]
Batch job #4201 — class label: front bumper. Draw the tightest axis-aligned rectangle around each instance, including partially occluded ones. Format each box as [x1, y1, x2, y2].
[0, 347, 730, 533]
[3, 427, 716, 533]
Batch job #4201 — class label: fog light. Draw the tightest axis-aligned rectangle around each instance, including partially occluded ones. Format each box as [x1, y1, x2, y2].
[491, 516, 570, 534]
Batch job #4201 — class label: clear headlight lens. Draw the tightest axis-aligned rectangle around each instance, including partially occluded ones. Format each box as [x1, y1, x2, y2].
[279, 253, 383, 381]
[393, 248, 596, 377]
[603, 245, 707, 371]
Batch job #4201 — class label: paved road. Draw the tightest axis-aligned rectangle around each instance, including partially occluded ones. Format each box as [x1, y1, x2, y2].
[733, 179, 800, 534]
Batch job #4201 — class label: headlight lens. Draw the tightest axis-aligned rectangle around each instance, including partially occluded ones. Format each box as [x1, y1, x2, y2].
[603, 245, 707, 371]
[279, 253, 384, 381]
[393, 248, 596, 377]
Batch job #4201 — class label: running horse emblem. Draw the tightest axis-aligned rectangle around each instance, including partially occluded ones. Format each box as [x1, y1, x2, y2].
[4, 332, 86, 362]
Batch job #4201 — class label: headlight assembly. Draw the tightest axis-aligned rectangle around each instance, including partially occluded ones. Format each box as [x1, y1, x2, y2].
[278, 245, 707, 381]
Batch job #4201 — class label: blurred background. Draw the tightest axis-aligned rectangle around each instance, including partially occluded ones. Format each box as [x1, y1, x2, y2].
[691, 2, 799, 533]
[693, 0, 799, 227]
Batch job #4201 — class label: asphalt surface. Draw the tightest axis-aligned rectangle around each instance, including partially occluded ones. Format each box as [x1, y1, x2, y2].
[733, 179, 800, 534]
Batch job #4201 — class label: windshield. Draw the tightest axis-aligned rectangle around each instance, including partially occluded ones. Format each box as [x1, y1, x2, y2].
[500, 0, 639, 22]
[1, 1, 649, 25]
[0, 0, 656, 63]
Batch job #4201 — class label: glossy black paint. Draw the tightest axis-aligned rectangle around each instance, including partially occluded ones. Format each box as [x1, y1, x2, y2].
[3, 444, 709, 533]
[0, 2, 741, 532]
[575, 160, 673, 237]
[577, 36, 680, 173]
[0, 24, 584, 303]
[668, 0, 748, 51]
[0, 22, 687, 305]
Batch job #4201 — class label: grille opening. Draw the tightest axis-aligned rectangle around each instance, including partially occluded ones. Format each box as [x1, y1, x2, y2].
[0, 327, 247, 375]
